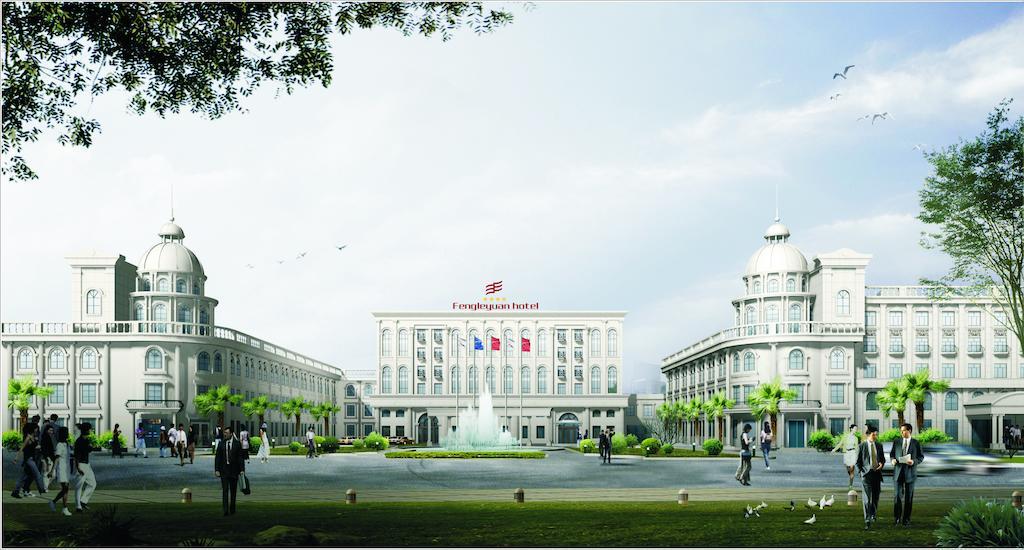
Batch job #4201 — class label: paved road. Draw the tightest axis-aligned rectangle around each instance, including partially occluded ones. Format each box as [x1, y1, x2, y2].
[4, 448, 1019, 494]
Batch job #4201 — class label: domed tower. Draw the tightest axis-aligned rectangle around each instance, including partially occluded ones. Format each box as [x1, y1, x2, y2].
[733, 217, 812, 331]
[131, 220, 218, 331]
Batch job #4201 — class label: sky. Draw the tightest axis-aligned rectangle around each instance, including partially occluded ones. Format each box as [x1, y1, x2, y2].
[2, 3, 1023, 393]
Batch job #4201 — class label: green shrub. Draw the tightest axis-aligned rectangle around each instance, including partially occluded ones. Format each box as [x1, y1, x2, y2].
[353, 438, 365, 449]
[918, 428, 953, 444]
[702, 438, 724, 456]
[3, 430, 23, 451]
[640, 437, 662, 456]
[610, 434, 626, 454]
[625, 434, 639, 448]
[878, 428, 902, 443]
[934, 498, 1024, 548]
[288, 441, 302, 453]
[363, 432, 389, 451]
[248, 436, 261, 451]
[579, 438, 596, 453]
[96, 431, 127, 450]
[322, 437, 340, 453]
[809, 429, 836, 452]
[662, 444, 674, 455]
[314, 435, 325, 448]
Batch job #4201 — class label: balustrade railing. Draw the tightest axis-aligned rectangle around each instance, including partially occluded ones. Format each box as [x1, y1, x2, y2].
[663, 321, 865, 364]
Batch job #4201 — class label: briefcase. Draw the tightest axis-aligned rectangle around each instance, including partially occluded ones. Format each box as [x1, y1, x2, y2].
[240, 472, 251, 495]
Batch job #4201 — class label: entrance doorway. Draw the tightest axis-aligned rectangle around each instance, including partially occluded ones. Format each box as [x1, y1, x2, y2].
[418, 415, 439, 445]
[557, 413, 580, 444]
[787, 420, 806, 448]
[971, 418, 992, 448]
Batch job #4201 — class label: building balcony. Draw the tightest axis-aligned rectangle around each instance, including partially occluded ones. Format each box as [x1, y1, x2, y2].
[557, 368, 566, 379]
[967, 346, 984, 356]
[941, 346, 958, 356]
[865, 285, 995, 298]
[914, 345, 931, 356]
[889, 346, 905, 356]
[864, 345, 878, 355]
[993, 345, 1010, 356]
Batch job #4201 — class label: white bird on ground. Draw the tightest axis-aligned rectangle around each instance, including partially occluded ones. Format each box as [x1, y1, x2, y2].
[787, 500, 796, 511]
[823, 495, 835, 507]
[806, 497, 817, 508]
[804, 514, 817, 525]
[744, 505, 754, 518]
[819, 495, 827, 509]
[833, 65, 855, 79]
[755, 501, 768, 511]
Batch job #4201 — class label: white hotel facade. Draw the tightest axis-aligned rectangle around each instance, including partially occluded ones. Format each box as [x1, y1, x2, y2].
[1, 220, 374, 445]
[369, 312, 630, 445]
[662, 218, 1023, 450]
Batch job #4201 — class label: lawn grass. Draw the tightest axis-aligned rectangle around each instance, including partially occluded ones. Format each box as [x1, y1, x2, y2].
[570, 447, 738, 458]
[2, 500, 951, 547]
[267, 446, 379, 456]
[385, 451, 546, 459]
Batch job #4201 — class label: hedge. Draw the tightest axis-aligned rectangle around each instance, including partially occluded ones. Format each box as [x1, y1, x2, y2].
[809, 429, 836, 452]
[702, 438, 723, 456]
[364, 432, 389, 451]
[625, 434, 639, 448]
[579, 438, 597, 453]
[385, 451, 546, 459]
[641, 437, 662, 456]
[611, 434, 627, 454]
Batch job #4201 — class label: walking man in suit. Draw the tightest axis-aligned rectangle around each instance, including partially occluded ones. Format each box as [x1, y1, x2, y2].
[214, 426, 245, 516]
[598, 429, 610, 464]
[890, 423, 924, 527]
[857, 425, 885, 529]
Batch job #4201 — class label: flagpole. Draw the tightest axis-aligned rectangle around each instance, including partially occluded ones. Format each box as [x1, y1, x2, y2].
[518, 320, 523, 443]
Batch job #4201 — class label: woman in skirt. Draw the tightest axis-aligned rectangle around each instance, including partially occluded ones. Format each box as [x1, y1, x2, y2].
[832, 423, 860, 488]
[49, 426, 73, 516]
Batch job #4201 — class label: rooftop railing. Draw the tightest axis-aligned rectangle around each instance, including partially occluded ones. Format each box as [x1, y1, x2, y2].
[865, 285, 995, 298]
[663, 321, 864, 364]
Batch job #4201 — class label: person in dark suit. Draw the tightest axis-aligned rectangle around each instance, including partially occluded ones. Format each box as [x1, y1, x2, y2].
[890, 423, 924, 527]
[856, 425, 885, 529]
[214, 426, 245, 516]
[598, 429, 609, 464]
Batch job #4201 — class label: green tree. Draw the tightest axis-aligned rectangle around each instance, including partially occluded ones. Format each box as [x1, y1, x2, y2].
[280, 396, 311, 437]
[877, 378, 912, 427]
[919, 100, 1024, 351]
[683, 397, 704, 443]
[703, 391, 736, 441]
[6, 377, 53, 428]
[747, 378, 797, 444]
[903, 371, 951, 434]
[1, 2, 517, 180]
[240, 395, 278, 428]
[194, 385, 242, 429]
[310, 402, 340, 437]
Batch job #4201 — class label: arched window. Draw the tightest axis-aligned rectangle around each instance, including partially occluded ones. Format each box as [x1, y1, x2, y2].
[468, 366, 478, 394]
[176, 279, 186, 293]
[789, 349, 804, 370]
[399, 329, 409, 356]
[485, 366, 496, 393]
[503, 329, 513, 356]
[199, 309, 209, 324]
[49, 348, 65, 370]
[924, 392, 933, 411]
[521, 329, 531, 353]
[743, 352, 755, 371]
[538, 330, 548, 354]
[450, 366, 460, 394]
[590, 330, 601, 354]
[866, 391, 878, 410]
[537, 366, 548, 394]
[607, 366, 618, 393]
[81, 348, 97, 370]
[146, 349, 161, 370]
[345, 384, 355, 398]
[732, 352, 740, 372]
[836, 290, 851, 315]
[142, 277, 151, 291]
[590, 366, 601, 393]
[607, 329, 618, 356]
[944, 391, 958, 411]
[520, 366, 530, 394]
[381, 329, 393, 356]
[18, 349, 33, 370]
[766, 305, 779, 323]
[192, 282, 200, 295]
[503, 366, 513, 393]
[381, 366, 393, 393]
[786, 278, 796, 292]
[197, 352, 210, 372]
[767, 278, 779, 293]
[830, 349, 845, 370]
[153, 303, 168, 332]
[363, 384, 372, 396]
[86, 290, 101, 315]
[451, 330, 461, 355]
[157, 278, 169, 292]
[752, 280, 762, 294]
[789, 303, 801, 332]
[178, 304, 191, 323]
[134, 303, 145, 321]
[214, 353, 223, 372]
[398, 367, 409, 394]
[745, 306, 757, 335]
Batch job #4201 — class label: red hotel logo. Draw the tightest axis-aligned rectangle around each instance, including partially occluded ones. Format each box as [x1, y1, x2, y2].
[484, 281, 503, 295]
[452, 280, 540, 311]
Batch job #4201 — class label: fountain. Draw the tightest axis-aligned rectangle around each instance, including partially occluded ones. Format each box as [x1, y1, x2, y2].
[440, 387, 521, 450]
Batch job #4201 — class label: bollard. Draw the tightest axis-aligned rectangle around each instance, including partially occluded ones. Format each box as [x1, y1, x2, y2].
[847, 490, 858, 506]
[1013, 491, 1022, 509]
[677, 489, 689, 506]
[346, 488, 357, 505]
[514, 488, 525, 503]
[181, 488, 192, 504]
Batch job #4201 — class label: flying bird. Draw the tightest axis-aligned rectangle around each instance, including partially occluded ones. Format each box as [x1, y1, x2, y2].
[296, 252, 307, 259]
[804, 514, 817, 525]
[856, 114, 871, 122]
[787, 500, 796, 512]
[829, 94, 842, 100]
[245, 264, 255, 269]
[833, 65, 855, 79]
[276, 260, 285, 265]
[872, 112, 891, 125]
[912, 143, 929, 151]
[336, 245, 347, 251]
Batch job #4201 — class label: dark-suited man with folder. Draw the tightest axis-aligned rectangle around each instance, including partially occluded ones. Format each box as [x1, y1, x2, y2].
[214, 426, 246, 516]
[890, 423, 924, 527]
[856, 425, 885, 529]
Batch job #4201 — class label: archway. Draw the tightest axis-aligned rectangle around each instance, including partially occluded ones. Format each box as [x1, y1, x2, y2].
[418, 414, 440, 445]
[557, 412, 580, 444]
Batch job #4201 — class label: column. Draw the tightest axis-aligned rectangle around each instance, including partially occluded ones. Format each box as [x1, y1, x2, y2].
[103, 342, 111, 431]
[779, 412, 786, 449]
[992, 414, 1003, 450]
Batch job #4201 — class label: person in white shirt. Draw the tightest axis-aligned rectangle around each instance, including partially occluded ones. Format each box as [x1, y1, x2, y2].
[759, 421, 773, 470]
[305, 427, 317, 459]
[167, 426, 178, 458]
[832, 424, 860, 488]
[175, 424, 187, 467]
[239, 425, 250, 462]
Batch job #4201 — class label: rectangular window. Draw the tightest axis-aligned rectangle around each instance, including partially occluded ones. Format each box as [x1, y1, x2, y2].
[643, 404, 654, 417]
[433, 382, 442, 394]
[536, 425, 545, 440]
[942, 335, 956, 353]
[381, 409, 391, 418]
[573, 382, 583, 395]
[788, 384, 804, 404]
[863, 363, 876, 378]
[915, 363, 929, 374]
[915, 336, 929, 353]
[396, 426, 405, 437]
[557, 383, 566, 395]
[944, 419, 958, 440]
[924, 419, 933, 429]
[346, 424, 356, 437]
[889, 363, 903, 379]
[416, 382, 426, 394]
[80, 383, 97, 405]
[829, 384, 844, 404]
[994, 311, 1007, 325]
[742, 385, 754, 401]
[967, 363, 981, 378]
[915, 311, 930, 327]
[942, 311, 956, 327]
[732, 385, 740, 402]
[605, 410, 615, 418]
[346, 404, 356, 417]
[145, 383, 162, 402]
[865, 334, 877, 353]
[830, 418, 845, 436]
[942, 363, 955, 378]
[888, 310, 904, 326]
[994, 363, 1007, 378]
[865, 311, 877, 327]
[364, 405, 373, 416]
[47, 384, 65, 405]
[592, 410, 601, 418]
[396, 410, 405, 418]
[522, 425, 529, 439]
[889, 334, 904, 353]
[382, 425, 391, 437]
[967, 311, 981, 327]
[994, 335, 1008, 353]
[364, 424, 373, 437]
[967, 336, 982, 353]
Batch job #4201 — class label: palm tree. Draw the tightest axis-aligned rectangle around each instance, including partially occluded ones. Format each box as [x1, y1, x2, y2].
[703, 391, 736, 441]
[194, 385, 242, 429]
[685, 397, 704, 443]
[310, 402, 341, 437]
[241, 395, 279, 428]
[655, 402, 675, 441]
[747, 378, 797, 445]
[904, 371, 950, 433]
[877, 378, 912, 427]
[279, 396, 311, 437]
[6, 377, 53, 428]
[671, 400, 687, 441]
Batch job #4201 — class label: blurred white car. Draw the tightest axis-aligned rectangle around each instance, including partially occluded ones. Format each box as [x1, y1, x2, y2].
[879, 442, 1002, 476]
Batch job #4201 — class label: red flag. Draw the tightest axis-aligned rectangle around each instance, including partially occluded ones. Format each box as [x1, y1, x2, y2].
[490, 336, 500, 351]
[521, 338, 531, 352]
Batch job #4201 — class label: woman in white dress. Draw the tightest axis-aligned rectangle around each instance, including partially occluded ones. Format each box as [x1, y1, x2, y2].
[48, 426, 73, 516]
[256, 427, 270, 464]
[832, 423, 860, 488]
